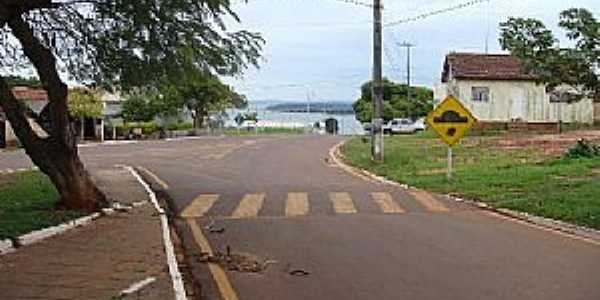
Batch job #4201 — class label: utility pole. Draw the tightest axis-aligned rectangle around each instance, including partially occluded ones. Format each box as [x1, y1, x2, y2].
[371, 0, 384, 162]
[399, 41, 415, 107]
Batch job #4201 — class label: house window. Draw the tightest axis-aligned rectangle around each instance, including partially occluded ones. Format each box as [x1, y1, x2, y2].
[472, 87, 489, 102]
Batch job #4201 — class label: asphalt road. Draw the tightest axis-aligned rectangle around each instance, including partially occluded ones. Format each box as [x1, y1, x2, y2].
[2, 135, 599, 300]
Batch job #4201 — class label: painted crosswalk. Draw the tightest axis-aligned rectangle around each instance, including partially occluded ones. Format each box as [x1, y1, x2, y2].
[180, 191, 452, 219]
[231, 193, 265, 219]
[286, 193, 309, 217]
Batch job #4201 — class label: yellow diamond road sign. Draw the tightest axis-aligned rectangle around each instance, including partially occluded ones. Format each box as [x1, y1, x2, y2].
[426, 96, 477, 146]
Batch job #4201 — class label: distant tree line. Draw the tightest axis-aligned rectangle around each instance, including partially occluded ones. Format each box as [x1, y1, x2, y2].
[353, 79, 434, 123]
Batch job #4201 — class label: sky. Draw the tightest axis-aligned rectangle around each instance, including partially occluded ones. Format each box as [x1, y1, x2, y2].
[223, 0, 598, 102]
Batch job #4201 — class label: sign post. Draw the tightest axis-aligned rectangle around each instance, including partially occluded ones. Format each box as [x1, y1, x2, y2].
[426, 96, 477, 181]
[447, 146, 453, 181]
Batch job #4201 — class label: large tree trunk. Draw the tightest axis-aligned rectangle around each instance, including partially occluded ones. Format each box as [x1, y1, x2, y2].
[0, 10, 107, 212]
[194, 107, 206, 129]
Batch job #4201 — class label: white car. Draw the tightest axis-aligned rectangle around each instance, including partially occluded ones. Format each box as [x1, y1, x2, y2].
[390, 118, 417, 134]
[413, 117, 427, 131]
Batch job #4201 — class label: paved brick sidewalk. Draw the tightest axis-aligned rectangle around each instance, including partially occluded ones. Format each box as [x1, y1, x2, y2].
[0, 167, 175, 300]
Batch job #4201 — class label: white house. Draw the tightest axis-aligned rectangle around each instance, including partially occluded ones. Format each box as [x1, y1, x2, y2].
[434, 53, 596, 130]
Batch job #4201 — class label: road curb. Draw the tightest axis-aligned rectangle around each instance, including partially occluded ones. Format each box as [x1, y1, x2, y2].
[329, 140, 600, 245]
[0, 212, 102, 255]
[125, 166, 188, 300]
[0, 166, 152, 256]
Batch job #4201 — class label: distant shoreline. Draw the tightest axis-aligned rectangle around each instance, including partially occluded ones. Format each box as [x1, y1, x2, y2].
[265, 102, 355, 114]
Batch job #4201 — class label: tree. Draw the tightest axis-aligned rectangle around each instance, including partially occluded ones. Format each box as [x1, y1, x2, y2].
[353, 79, 434, 123]
[5, 75, 41, 88]
[68, 88, 103, 120]
[0, 1, 263, 211]
[176, 70, 247, 129]
[121, 91, 157, 123]
[499, 8, 599, 100]
[68, 88, 103, 139]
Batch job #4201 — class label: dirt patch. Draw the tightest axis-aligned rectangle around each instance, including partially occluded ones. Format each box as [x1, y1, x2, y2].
[490, 130, 600, 158]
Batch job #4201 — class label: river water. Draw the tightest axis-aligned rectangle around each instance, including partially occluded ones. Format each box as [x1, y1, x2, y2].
[225, 102, 365, 136]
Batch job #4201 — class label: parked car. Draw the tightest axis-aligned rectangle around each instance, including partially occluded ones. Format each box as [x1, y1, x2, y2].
[413, 117, 427, 131]
[390, 118, 417, 134]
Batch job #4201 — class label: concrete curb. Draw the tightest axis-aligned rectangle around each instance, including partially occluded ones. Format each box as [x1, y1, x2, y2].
[0, 166, 39, 175]
[125, 166, 188, 300]
[329, 140, 600, 244]
[0, 166, 151, 256]
[0, 212, 102, 255]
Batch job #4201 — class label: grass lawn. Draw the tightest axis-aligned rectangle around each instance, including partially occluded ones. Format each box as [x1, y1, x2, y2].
[0, 171, 83, 239]
[341, 131, 600, 229]
[223, 127, 306, 136]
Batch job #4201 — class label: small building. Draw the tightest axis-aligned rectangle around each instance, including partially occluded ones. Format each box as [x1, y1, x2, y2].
[0, 87, 123, 148]
[434, 53, 596, 130]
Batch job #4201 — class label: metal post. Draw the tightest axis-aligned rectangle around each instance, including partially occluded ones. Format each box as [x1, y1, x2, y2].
[399, 41, 415, 116]
[447, 146, 453, 181]
[371, 0, 384, 162]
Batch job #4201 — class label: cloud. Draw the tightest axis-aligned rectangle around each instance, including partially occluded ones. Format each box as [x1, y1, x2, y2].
[225, 0, 598, 102]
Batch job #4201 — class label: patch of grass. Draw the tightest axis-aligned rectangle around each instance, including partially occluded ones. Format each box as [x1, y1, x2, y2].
[0, 171, 83, 239]
[341, 133, 600, 229]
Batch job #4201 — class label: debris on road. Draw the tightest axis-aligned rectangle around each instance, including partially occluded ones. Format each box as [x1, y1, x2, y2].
[195, 247, 277, 274]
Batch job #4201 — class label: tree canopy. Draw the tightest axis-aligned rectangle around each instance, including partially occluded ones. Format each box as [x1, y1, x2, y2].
[0, 1, 263, 211]
[68, 88, 103, 119]
[353, 79, 434, 123]
[499, 8, 599, 100]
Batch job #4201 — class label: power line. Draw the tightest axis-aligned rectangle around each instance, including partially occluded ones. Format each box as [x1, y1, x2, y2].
[384, 0, 490, 27]
[330, 0, 374, 9]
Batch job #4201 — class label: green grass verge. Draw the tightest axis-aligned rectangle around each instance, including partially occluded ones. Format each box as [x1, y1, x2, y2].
[341, 132, 600, 229]
[223, 127, 306, 136]
[0, 171, 83, 239]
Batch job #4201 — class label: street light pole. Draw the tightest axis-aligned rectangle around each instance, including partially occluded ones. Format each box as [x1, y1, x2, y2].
[371, 0, 384, 162]
[399, 41, 415, 113]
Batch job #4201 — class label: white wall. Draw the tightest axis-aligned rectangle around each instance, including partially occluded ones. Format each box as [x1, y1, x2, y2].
[439, 79, 593, 124]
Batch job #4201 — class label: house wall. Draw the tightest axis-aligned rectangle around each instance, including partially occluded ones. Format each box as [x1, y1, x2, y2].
[594, 103, 600, 124]
[439, 79, 594, 124]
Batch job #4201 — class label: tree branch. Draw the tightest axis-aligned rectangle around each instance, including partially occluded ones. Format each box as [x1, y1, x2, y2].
[7, 13, 74, 148]
[0, 75, 42, 149]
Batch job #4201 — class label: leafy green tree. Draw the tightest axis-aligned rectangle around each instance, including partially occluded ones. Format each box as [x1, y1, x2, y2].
[499, 8, 599, 100]
[0, 1, 263, 211]
[353, 79, 434, 123]
[68, 89, 103, 119]
[121, 92, 156, 123]
[5, 75, 42, 88]
[175, 70, 247, 128]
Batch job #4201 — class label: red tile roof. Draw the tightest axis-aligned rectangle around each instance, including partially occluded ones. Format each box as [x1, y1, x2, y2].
[441, 53, 539, 82]
[10, 86, 49, 102]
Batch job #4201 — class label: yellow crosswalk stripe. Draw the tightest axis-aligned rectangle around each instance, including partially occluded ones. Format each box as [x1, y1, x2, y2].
[285, 193, 309, 217]
[180, 194, 219, 218]
[231, 193, 265, 219]
[330, 192, 357, 214]
[371, 192, 406, 214]
[408, 189, 449, 212]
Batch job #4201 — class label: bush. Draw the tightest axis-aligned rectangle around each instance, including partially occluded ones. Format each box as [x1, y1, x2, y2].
[566, 139, 600, 159]
[166, 122, 194, 131]
[116, 122, 161, 137]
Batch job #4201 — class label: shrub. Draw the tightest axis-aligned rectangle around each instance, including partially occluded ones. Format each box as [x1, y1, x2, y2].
[566, 139, 600, 159]
[166, 122, 194, 131]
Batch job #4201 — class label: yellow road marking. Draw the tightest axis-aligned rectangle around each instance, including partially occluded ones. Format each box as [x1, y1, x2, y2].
[231, 193, 265, 219]
[371, 192, 406, 214]
[286, 193, 309, 217]
[330, 192, 357, 214]
[408, 189, 449, 212]
[137, 166, 169, 189]
[180, 194, 219, 218]
[187, 219, 239, 300]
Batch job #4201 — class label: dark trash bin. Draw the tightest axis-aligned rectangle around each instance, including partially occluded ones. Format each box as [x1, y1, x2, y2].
[325, 118, 338, 135]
